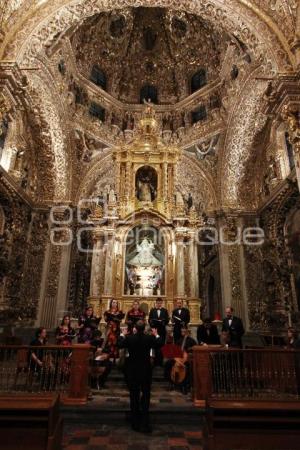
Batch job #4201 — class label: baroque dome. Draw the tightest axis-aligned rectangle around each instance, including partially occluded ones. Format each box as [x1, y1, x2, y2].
[70, 7, 228, 104]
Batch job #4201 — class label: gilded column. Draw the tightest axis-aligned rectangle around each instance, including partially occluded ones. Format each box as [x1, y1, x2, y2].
[55, 225, 73, 321]
[163, 162, 168, 199]
[89, 229, 105, 298]
[125, 161, 131, 198]
[188, 231, 199, 298]
[175, 232, 185, 297]
[281, 105, 300, 192]
[218, 215, 248, 327]
[103, 230, 115, 296]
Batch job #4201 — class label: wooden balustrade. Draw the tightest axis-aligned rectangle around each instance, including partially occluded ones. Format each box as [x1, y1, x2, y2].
[192, 346, 300, 450]
[0, 345, 92, 405]
[192, 345, 300, 405]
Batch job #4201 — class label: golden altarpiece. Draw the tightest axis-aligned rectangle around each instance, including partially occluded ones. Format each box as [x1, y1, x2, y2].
[87, 104, 201, 323]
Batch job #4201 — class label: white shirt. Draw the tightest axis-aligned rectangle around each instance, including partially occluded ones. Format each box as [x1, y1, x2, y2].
[228, 318, 232, 326]
[157, 309, 161, 318]
[178, 309, 182, 315]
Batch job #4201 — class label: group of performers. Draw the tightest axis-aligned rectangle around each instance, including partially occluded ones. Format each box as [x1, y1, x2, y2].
[32, 299, 245, 394]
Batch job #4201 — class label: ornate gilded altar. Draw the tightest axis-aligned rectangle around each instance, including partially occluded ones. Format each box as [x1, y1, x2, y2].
[88, 103, 201, 323]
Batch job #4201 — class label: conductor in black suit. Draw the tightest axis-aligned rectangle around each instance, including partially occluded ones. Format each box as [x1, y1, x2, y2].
[222, 306, 244, 348]
[172, 299, 190, 344]
[118, 320, 163, 433]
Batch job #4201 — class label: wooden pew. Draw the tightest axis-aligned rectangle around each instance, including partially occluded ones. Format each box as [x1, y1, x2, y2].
[204, 399, 300, 450]
[0, 394, 63, 450]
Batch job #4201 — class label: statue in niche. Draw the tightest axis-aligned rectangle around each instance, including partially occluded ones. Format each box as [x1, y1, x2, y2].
[128, 237, 162, 267]
[138, 178, 152, 202]
[262, 155, 279, 196]
[136, 165, 157, 202]
[175, 191, 184, 206]
[108, 189, 117, 204]
[187, 193, 193, 209]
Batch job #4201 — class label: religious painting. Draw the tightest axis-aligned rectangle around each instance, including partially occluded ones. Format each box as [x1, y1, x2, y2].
[124, 225, 165, 296]
[135, 165, 157, 202]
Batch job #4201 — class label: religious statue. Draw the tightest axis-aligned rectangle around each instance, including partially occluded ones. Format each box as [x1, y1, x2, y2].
[127, 237, 162, 267]
[137, 177, 152, 202]
[108, 188, 117, 204]
[175, 191, 184, 206]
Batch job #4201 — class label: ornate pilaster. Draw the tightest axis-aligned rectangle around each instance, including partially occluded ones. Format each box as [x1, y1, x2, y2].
[103, 228, 115, 297]
[89, 228, 105, 298]
[175, 230, 186, 298]
[218, 214, 248, 326]
[187, 230, 199, 299]
[37, 211, 72, 328]
[281, 105, 300, 192]
[55, 224, 73, 321]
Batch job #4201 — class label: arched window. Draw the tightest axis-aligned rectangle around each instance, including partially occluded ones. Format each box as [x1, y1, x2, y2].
[191, 105, 207, 124]
[89, 102, 105, 122]
[140, 85, 158, 104]
[90, 66, 107, 90]
[285, 132, 295, 171]
[191, 69, 207, 93]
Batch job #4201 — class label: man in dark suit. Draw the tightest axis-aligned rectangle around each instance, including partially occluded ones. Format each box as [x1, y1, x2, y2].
[222, 306, 244, 348]
[118, 320, 163, 433]
[197, 317, 220, 345]
[148, 297, 169, 343]
[149, 298, 169, 365]
[172, 299, 190, 344]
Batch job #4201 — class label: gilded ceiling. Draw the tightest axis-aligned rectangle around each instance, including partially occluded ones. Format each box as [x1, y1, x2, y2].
[70, 7, 226, 104]
[0, 0, 299, 209]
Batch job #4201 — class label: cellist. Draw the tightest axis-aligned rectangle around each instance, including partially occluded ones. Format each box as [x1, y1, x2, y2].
[164, 326, 197, 394]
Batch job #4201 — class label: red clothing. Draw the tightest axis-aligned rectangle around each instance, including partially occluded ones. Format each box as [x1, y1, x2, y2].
[104, 310, 125, 359]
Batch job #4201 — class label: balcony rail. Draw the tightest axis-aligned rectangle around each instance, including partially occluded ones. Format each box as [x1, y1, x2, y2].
[0, 345, 91, 404]
[193, 346, 300, 406]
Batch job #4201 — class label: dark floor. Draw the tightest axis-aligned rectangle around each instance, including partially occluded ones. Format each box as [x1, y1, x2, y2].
[62, 423, 204, 450]
[62, 366, 203, 449]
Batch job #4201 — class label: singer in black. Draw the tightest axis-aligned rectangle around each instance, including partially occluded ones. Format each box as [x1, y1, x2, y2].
[149, 298, 169, 366]
[78, 306, 101, 344]
[118, 320, 163, 433]
[197, 317, 220, 345]
[172, 299, 190, 344]
[222, 306, 244, 348]
[148, 298, 169, 342]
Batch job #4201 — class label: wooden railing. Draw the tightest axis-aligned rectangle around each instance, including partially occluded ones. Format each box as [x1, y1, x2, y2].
[192, 346, 300, 407]
[0, 345, 91, 405]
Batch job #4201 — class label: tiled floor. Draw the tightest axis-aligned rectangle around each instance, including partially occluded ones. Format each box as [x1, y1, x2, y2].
[62, 423, 204, 450]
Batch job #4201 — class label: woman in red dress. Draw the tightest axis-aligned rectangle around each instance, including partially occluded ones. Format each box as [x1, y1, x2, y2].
[104, 299, 125, 360]
[126, 300, 145, 333]
[55, 315, 76, 345]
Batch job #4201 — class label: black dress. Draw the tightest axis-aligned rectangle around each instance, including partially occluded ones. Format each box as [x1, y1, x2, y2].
[78, 315, 101, 344]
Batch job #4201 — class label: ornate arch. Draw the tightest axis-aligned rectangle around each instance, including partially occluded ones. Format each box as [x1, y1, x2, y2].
[0, 0, 294, 72]
[177, 153, 218, 212]
[219, 70, 268, 209]
[26, 71, 70, 201]
[77, 152, 115, 201]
